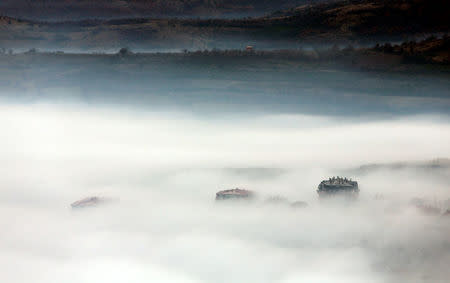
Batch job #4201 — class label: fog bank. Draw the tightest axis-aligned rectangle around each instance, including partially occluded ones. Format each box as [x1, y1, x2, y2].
[0, 103, 449, 283]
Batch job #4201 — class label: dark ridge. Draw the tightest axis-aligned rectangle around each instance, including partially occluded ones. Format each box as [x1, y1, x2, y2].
[0, 0, 325, 21]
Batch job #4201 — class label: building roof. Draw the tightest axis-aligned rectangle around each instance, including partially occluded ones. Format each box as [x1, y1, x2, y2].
[216, 188, 253, 196]
[320, 177, 357, 187]
[71, 196, 101, 208]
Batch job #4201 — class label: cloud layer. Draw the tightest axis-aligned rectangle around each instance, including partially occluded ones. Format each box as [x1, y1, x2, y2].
[0, 104, 449, 283]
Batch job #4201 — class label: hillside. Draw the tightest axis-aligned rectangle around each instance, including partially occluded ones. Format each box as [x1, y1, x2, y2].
[0, 0, 322, 20]
[0, 0, 449, 51]
[374, 36, 450, 64]
[269, 0, 449, 38]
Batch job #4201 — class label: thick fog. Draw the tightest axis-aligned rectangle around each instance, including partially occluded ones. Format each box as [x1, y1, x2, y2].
[0, 103, 449, 283]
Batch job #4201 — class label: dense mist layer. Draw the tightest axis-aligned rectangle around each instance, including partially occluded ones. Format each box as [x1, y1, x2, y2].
[0, 103, 449, 283]
[1, 52, 450, 117]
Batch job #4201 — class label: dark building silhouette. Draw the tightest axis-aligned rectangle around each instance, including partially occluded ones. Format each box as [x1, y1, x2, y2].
[317, 177, 359, 199]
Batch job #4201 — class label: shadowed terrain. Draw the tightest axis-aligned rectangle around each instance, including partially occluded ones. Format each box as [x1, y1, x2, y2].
[0, 0, 322, 20]
[1, 0, 449, 51]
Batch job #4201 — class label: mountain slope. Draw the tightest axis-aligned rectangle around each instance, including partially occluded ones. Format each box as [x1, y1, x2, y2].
[0, 0, 448, 50]
[268, 0, 450, 37]
[0, 0, 324, 20]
